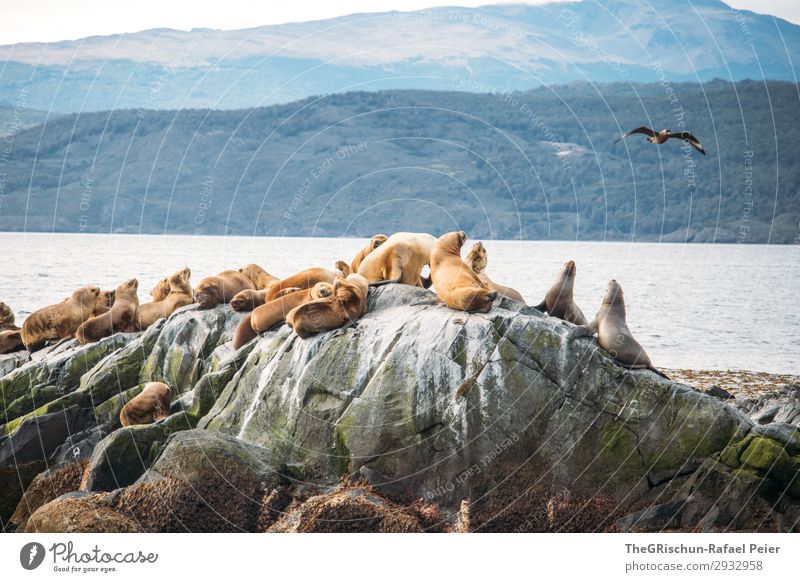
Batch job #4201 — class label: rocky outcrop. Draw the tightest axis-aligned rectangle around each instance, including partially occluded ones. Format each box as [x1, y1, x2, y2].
[0, 305, 244, 529]
[3, 286, 800, 532]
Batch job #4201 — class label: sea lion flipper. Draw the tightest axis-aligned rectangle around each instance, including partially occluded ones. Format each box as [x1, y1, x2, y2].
[533, 300, 547, 313]
[649, 367, 671, 380]
[335, 260, 351, 277]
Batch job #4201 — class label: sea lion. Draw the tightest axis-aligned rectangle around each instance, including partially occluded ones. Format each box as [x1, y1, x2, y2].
[194, 269, 255, 309]
[265, 268, 339, 301]
[232, 282, 334, 349]
[0, 303, 24, 354]
[357, 232, 436, 287]
[465, 242, 526, 303]
[119, 382, 172, 427]
[137, 268, 193, 329]
[533, 260, 588, 325]
[239, 263, 279, 290]
[0, 302, 16, 331]
[286, 274, 370, 339]
[430, 231, 497, 313]
[350, 234, 388, 272]
[150, 278, 170, 302]
[21, 286, 110, 351]
[76, 279, 139, 344]
[571, 279, 667, 378]
[230, 288, 270, 312]
[0, 329, 24, 354]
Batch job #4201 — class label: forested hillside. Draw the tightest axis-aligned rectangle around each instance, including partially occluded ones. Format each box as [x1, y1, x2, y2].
[1, 80, 797, 242]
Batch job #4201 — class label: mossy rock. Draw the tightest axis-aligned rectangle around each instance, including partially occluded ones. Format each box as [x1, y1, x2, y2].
[81, 413, 194, 492]
[740, 437, 798, 491]
[94, 385, 144, 428]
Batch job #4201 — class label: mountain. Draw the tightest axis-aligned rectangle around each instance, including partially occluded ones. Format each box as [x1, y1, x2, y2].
[0, 0, 798, 112]
[1, 81, 797, 242]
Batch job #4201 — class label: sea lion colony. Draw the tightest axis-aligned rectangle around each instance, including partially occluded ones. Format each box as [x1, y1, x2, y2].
[2, 231, 667, 424]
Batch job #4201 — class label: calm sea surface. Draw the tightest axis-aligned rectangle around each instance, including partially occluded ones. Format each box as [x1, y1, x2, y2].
[0, 233, 798, 375]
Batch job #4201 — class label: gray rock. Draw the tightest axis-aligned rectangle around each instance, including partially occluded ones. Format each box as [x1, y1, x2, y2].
[81, 412, 195, 492]
[199, 285, 768, 512]
[138, 304, 246, 395]
[0, 351, 30, 378]
[1, 333, 135, 425]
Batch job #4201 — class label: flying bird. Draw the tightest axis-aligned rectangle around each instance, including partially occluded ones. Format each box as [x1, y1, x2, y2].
[615, 127, 706, 154]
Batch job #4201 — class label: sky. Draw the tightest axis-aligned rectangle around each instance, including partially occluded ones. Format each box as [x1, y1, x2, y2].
[1, 0, 798, 44]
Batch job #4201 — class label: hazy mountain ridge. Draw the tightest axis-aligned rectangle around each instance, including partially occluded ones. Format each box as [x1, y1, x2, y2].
[1, 81, 797, 242]
[0, 0, 797, 112]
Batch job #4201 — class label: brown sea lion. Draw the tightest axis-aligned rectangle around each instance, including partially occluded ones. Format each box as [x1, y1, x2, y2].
[194, 269, 255, 309]
[357, 232, 436, 287]
[137, 268, 193, 329]
[430, 231, 496, 313]
[265, 268, 339, 301]
[230, 288, 270, 312]
[571, 279, 668, 378]
[0, 329, 24, 354]
[21, 286, 108, 351]
[286, 274, 370, 339]
[232, 283, 334, 349]
[0, 302, 16, 331]
[465, 242, 525, 303]
[533, 260, 588, 325]
[239, 263, 279, 290]
[150, 278, 170, 302]
[119, 382, 172, 427]
[76, 279, 139, 345]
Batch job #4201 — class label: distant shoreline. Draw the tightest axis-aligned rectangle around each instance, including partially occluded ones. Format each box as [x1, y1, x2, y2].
[0, 231, 796, 246]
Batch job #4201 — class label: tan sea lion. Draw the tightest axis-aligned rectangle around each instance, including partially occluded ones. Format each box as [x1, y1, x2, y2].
[21, 286, 109, 351]
[232, 283, 334, 349]
[286, 274, 369, 339]
[533, 260, 588, 325]
[239, 263, 279, 290]
[265, 268, 339, 301]
[430, 231, 496, 313]
[119, 382, 172, 427]
[230, 288, 270, 312]
[465, 242, 525, 303]
[357, 232, 436, 287]
[350, 234, 388, 272]
[150, 278, 170, 302]
[76, 279, 139, 344]
[194, 269, 255, 309]
[0, 302, 16, 331]
[571, 279, 668, 378]
[137, 268, 193, 329]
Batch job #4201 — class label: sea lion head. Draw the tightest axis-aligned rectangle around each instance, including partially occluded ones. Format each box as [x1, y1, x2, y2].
[466, 242, 487, 273]
[561, 260, 577, 278]
[194, 281, 220, 309]
[73, 285, 101, 306]
[150, 277, 170, 301]
[169, 267, 192, 295]
[602, 279, 624, 306]
[117, 278, 139, 299]
[93, 289, 116, 315]
[369, 234, 388, 251]
[0, 302, 15, 328]
[312, 282, 334, 299]
[437, 231, 468, 255]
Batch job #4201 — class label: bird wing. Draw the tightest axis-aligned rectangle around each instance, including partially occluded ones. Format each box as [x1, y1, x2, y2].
[615, 126, 656, 143]
[669, 131, 706, 155]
